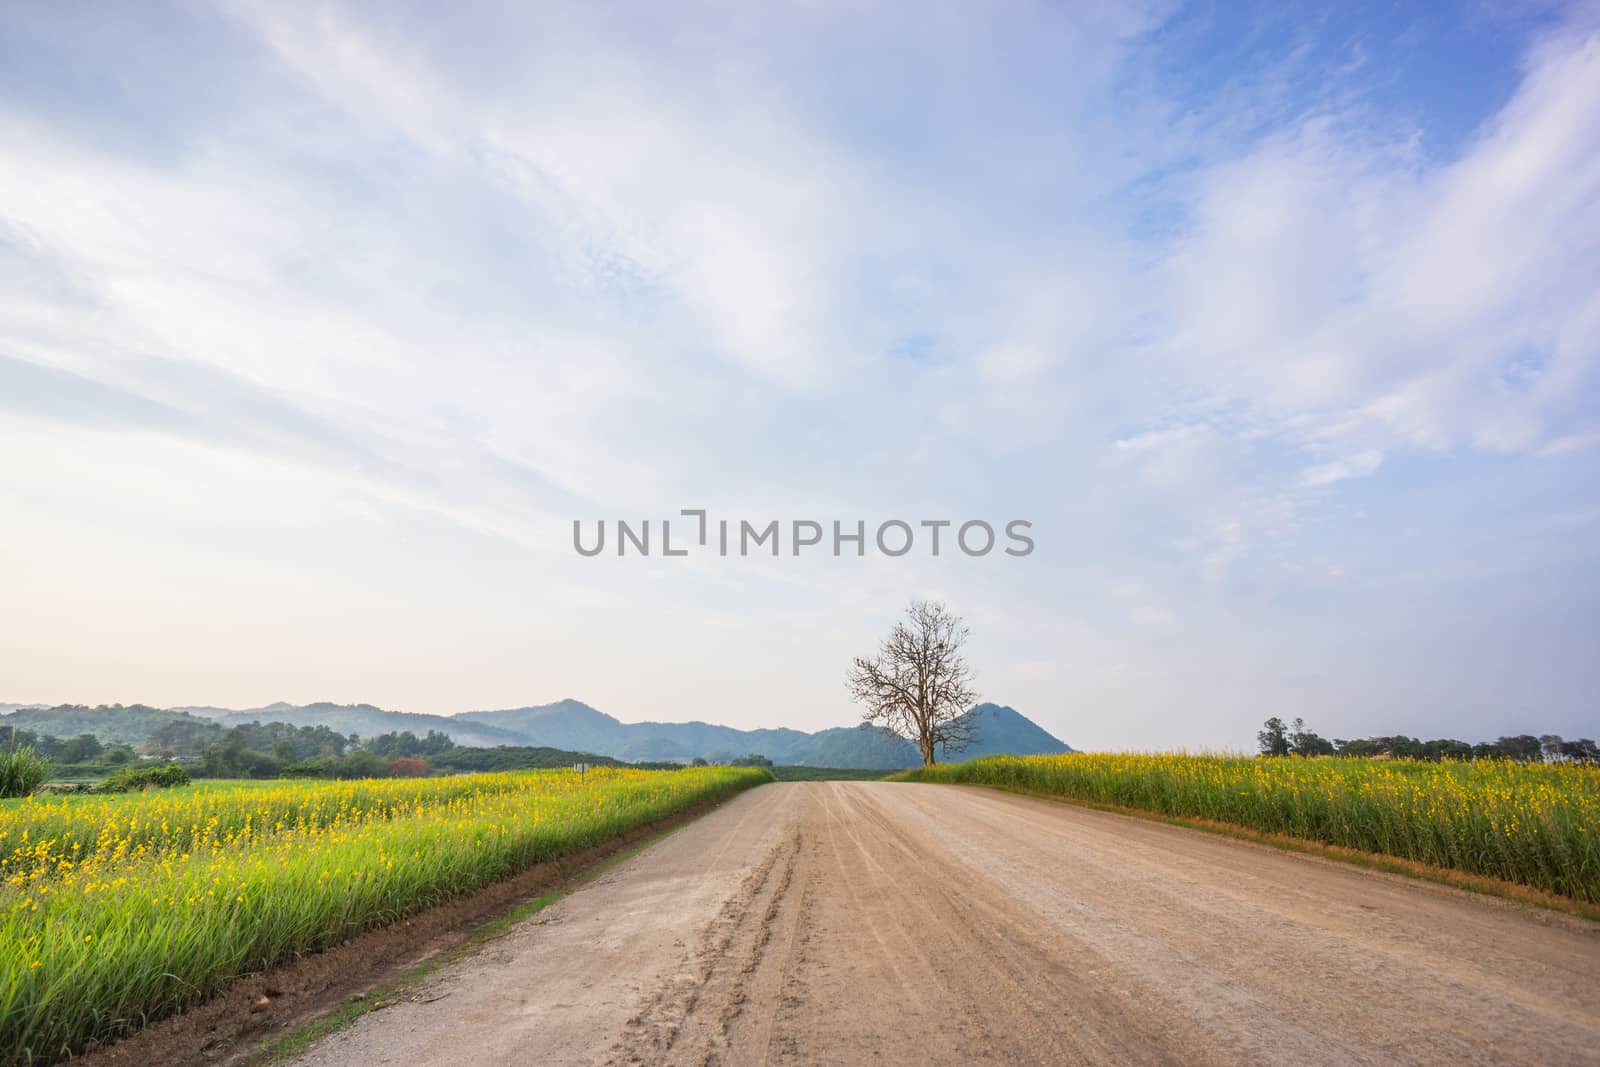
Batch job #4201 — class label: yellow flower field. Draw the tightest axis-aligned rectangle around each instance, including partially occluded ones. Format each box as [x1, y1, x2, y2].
[0, 766, 771, 1063]
[897, 754, 1600, 902]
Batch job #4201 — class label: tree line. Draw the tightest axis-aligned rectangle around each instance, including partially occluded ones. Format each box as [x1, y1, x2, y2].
[3, 720, 631, 782]
[1257, 717, 1599, 762]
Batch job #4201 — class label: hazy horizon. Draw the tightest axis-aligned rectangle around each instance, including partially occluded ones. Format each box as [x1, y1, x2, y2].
[0, 692, 1585, 753]
[4, 2, 1599, 752]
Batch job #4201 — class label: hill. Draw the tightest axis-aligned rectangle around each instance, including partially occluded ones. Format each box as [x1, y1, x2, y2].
[456, 700, 821, 763]
[809, 724, 920, 768]
[937, 704, 1073, 761]
[0, 704, 201, 745]
[463, 699, 1070, 767]
[8, 698, 1072, 768]
[177, 702, 529, 748]
[452, 699, 631, 753]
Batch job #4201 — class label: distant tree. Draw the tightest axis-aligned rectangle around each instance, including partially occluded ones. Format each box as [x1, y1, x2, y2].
[200, 743, 229, 778]
[31, 733, 67, 760]
[1386, 736, 1425, 760]
[333, 750, 385, 779]
[1287, 718, 1334, 757]
[848, 599, 979, 767]
[241, 751, 281, 779]
[367, 729, 456, 759]
[146, 717, 225, 757]
[418, 730, 455, 757]
[1495, 735, 1543, 762]
[690, 757, 708, 767]
[731, 754, 773, 768]
[387, 756, 430, 778]
[99, 763, 189, 793]
[1419, 739, 1474, 761]
[367, 730, 418, 758]
[429, 746, 623, 773]
[102, 744, 135, 766]
[1257, 717, 1290, 757]
[1561, 738, 1600, 764]
[1325, 732, 1582, 763]
[59, 733, 104, 763]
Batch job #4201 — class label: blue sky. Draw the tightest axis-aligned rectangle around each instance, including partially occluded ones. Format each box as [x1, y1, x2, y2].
[2, 1, 1597, 750]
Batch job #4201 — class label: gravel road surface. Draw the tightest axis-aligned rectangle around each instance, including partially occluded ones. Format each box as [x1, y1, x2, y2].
[293, 782, 1600, 1066]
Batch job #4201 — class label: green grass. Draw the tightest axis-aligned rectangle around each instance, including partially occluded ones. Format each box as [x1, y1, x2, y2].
[896, 753, 1600, 903]
[770, 766, 897, 781]
[0, 766, 772, 1063]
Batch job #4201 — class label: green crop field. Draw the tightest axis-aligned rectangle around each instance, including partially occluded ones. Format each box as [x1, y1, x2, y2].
[0, 765, 771, 1063]
[770, 766, 896, 781]
[896, 754, 1600, 902]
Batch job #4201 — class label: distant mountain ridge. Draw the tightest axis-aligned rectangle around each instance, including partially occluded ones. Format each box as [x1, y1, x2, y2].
[179, 702, 529, 749]
[4, 699, 1072, 768]
[455, 700, 825, 763]
[1, 704, 193, 745]
[934, 703, 1072, 761]
[455, 700, 1070, 767]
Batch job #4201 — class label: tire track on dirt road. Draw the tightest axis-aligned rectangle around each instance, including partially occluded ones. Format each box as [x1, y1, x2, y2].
[617, 821, 802, 1063]
[292, 782, 1600, 1066]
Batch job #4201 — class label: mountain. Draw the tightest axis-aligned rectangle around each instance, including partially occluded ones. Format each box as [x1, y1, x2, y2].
[792, 705, 1073, 768]
[463, 699, 1070, 768]
[809, 724, 921, 768]
[174, 706, 242, 719]
[457, 700, 823, 763]
[10, 698, 1072, 768]
[0, 704, 201, 745]
[454, 699, 628, 753]
[179, 702, 530, 748]
[937, 704, 1073, 761]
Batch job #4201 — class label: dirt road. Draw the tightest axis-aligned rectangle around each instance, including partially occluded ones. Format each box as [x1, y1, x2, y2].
[292, 782, 1600, 1066]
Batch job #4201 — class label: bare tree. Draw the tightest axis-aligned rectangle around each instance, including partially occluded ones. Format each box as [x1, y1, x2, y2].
[847, 599, 979, 766]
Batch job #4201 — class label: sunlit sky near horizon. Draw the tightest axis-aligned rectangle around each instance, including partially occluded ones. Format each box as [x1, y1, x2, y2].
[3, 1, 1598, 751]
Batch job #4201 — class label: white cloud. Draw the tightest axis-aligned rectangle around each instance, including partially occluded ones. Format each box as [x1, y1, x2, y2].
[1, 2, 1597, 746]
[1300, 450, 1383, 488]
[1154, 27, 1600, 464]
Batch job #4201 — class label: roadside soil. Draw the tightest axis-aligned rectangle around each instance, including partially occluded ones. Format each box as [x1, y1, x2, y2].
[288, 782, 1600, 1066]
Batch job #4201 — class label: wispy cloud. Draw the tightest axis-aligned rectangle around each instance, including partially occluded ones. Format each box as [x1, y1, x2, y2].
[1, 1, 1596, 748]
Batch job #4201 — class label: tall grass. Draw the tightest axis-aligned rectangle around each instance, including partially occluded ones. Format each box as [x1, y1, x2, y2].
[896, 754, 1600, 902]
[0, 748, 51, 799]
[0, 766, 771, 1063]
